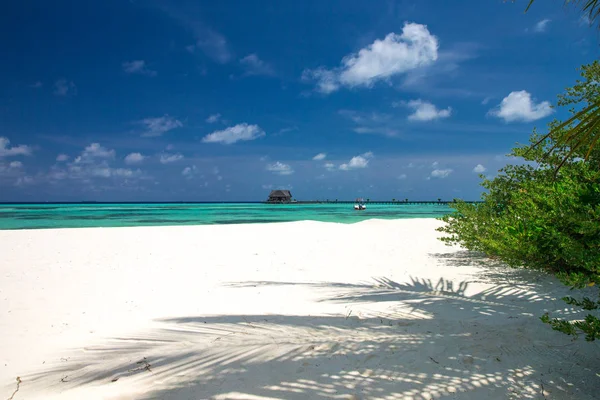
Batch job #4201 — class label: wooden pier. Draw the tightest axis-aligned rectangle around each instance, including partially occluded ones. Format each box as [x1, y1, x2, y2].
[264, 200, 479, 205]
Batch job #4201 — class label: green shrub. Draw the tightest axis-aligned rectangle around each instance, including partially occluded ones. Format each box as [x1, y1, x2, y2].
[438, 62, 600, 340]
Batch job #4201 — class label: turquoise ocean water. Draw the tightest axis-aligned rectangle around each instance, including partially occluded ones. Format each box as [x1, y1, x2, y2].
[0, 203, 452, 230]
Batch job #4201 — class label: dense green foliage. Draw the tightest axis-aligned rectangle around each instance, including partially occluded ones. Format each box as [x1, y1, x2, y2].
[438, 62, 600, 340]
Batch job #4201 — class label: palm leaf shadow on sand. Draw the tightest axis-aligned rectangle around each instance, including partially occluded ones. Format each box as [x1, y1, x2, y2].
[24, 251, 600, 400]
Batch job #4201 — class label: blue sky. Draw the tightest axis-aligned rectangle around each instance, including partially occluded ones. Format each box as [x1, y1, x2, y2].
[0, 0, 596, 202]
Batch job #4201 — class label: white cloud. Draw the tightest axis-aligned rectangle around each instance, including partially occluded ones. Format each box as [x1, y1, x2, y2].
[122, 60, 157, 76]
[182, 165, 198, 178]
[313, 153, 327, 161]
[353, 126, 399, 137]
[192, 30, 231, 64]
[139, 115, 183, 137]
[47, 143, 145, 182]
[302, 23, 438, 93]
[206, 113, 221, 123]
[79, 143, 115, 160]
[104, 168, 140, 178]
[533, 19, 551, 33]
[398, 173, 407, 180]
[431, 161, 439, 168]
[401, 99, 452, 121]
[29, 81, 43, 89]
[473, 164, 487, 173]
[124, 152, 146, 164]
[339, 151, 374, 170]
[266, 162, 294, 176]
[430, 168, 453, 178]
[54, 79, 76, 96]
[202, 123, 266, 144]
[324, 162, 336, 171]
[160, 153, 184, 164]
[262, 184, 273, 189]
[0, 137, 32, 157]
[302, 68, 340, 94]
[339, 110, 399, 137]
[240, 54, 275, 76]
[276, 126, 299, 135]
[490, 90, 553, 122]
[266, 161, 294, 175]
[9, 161, 22, 168]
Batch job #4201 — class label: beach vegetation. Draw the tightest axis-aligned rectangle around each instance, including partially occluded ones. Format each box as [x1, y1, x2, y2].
[437, 61, 600, 341]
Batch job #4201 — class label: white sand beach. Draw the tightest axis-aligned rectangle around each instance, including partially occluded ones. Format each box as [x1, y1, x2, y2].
[1, 219, 599, 400]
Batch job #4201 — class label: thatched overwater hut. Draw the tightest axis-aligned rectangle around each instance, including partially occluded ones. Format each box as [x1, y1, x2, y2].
[267, 190, 292, 203]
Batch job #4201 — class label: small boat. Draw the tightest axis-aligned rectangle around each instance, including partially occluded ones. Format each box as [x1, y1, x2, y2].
[353, 198, 366, 210]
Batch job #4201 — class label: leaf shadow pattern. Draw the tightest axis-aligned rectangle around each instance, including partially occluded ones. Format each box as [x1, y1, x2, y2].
[22, 252, 600, 400]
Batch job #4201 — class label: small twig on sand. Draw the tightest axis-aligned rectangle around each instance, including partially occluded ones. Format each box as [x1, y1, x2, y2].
[346, 310, 352, 319]
[60, 376, 69, 383]
[128, 357, 153, 374]
[6, 377, 21, 400]
[429, 357, 440, 364]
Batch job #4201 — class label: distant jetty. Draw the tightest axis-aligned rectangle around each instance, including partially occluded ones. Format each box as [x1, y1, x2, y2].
[288, 200, 476, 205]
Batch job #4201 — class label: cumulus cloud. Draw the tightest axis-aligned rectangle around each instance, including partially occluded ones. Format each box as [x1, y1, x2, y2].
[313, 153, 327, 161]
[206, 113, 221, 123]
[489, 90, 553, 122]
[430, 168, 453, 178]
[339, 151, 374, 170]
[47, 143, 144, 182]
[90, 167, 141, 178]
[266, 161, 294, 175]
[324, 162, 336, 171]
[240, 54, 275, 76]
[202, 123, 266, 144]
[302, 23, 438, 94]
[122, 60, 157, 76]
[54, 79, 76, 96]
[398, 173, 407, 180]
[473, 164, 487, 173]
[139, 115, 183, 137]
[400, 99, 451, 121]
[160, 153, 184, 164]
[124, 152, 145, 164]
[533, 19, 551, 33]
[0, 137, 32, 157]
[78, 143, 115, 161]
[9, 161, 22, 168]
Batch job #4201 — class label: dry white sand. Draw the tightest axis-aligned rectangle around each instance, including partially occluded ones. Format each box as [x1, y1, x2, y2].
[1, 219, 599, 400]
